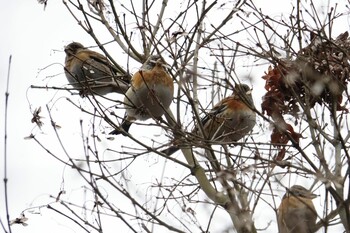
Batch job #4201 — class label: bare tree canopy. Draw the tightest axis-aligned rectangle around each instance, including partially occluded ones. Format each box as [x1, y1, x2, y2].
[3, 0, 350, 232]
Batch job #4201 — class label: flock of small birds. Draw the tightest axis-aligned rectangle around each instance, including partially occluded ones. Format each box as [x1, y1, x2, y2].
[63, 42, 318, 233]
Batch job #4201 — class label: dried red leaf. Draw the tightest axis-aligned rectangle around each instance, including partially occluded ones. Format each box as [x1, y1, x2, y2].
[275, 147, 286, 161]
[284, 124, 303, 143]
[271, 116, 302, 142]
[271, 127, 288, 145]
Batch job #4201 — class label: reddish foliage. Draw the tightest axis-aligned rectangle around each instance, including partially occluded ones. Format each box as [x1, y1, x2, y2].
[262, 32, 350, 158]
[270, 123, 303, 145]
[262, 65, 300, 120]
[275, 147, 286, 161]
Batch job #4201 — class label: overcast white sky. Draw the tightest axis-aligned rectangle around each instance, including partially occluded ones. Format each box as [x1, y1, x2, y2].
[1, 0, 349, 233]
[0, 1, 93, 232]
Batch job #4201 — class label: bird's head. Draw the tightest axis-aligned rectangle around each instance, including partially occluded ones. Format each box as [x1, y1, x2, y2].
[285, 185, 317, 199]
[233, 83, 254, 107]
[64, 42, 84, 55]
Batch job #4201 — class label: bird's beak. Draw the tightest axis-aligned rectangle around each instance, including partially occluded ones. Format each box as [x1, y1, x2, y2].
[64, 46, 69, 54]
[308, 193, 318, 199]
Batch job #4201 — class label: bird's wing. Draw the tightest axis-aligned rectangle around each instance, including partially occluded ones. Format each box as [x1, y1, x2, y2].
[89, 53, 131, 84]
[200, 101, 228, 126]
[88, 52, 114, 69]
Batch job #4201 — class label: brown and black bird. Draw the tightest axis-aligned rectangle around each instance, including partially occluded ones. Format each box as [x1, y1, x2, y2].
[278, 185, 317, 233]
[110, 55, 174, 135]
[162, 84, 256, 155]
[64, 42, 130, 95]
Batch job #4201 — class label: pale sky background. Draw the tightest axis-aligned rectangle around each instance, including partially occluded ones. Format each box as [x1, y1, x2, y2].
[0, 1, 96, 232]
[0, 0, 349, 233]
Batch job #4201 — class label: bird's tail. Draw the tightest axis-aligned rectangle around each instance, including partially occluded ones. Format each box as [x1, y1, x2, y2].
[160, 145, 180, 156]
[109, 120, 132, 135]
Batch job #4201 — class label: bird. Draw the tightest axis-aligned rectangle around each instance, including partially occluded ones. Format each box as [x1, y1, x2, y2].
[109, 55, 174, 135]
[277, 185, 317, 233]
[64, 42, 130, 96]
[161, 83, 256, 155]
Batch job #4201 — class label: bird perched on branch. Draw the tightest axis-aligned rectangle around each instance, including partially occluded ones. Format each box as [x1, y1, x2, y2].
[110, 55, 174, 135]
[278, 185, 317, 233]
[64, 42, 130, 96]
[161, 84, 256, 155]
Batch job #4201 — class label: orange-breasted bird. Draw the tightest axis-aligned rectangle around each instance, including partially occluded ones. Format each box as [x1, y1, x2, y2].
[64, 42, 130, 96]
[278, 185, 317, 233]
[161, 84, 256, 155]
[110, 55, 174, 134]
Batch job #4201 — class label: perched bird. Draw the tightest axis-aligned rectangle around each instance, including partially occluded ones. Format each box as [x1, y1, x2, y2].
[64, 42, 130, 96]
[110, 55, 174, 134]
[278, 185, 317, 233]
[162, 84, 256, 155]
